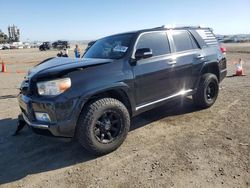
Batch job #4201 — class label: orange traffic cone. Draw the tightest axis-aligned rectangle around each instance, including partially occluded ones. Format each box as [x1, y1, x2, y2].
[236, 69, 243, 76]
[235, 58, 245, 76]
[1, 62, 7, 73]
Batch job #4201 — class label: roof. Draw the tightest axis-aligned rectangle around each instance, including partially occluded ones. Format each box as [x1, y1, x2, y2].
[101, 25, 213, 39]
[125, 25, 212, 34]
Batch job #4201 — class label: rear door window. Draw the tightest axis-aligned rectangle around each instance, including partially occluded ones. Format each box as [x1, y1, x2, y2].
[136, 32, 171, 56]
[171, 30, 198, 52]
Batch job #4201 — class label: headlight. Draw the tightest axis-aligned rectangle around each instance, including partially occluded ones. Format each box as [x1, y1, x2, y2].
[37, 78, 71, 96]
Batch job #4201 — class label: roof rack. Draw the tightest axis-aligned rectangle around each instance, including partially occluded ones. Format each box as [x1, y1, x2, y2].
[160, 24, 211, 30]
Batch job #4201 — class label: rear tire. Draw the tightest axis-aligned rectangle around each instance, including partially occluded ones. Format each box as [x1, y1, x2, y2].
[193, 73, 219, 108]
[76, 98, 130, 155]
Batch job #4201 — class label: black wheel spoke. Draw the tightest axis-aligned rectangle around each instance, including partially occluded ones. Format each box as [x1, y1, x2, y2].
[102, 113, 108, 120]
[94, 110, 122, 144]
[206, 82, 217, 101]
[207, 87, 211, 94]
[107, 112, 114, 119]
[111, 119, 119, 125]
[96, 121, 104, 126]
[95, 128, 101, 136]
[107, 132, 113, 140]
[100, 133, 105, 141]
[111, 126, 118, 132]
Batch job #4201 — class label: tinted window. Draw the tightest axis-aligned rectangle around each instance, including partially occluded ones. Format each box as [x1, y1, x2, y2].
[136, 32, 170, 56]
[84, 33, 134, 59]
[196, 29, 219, 46]
[190, 35, 199, 49]
[171, 30, 198, 52]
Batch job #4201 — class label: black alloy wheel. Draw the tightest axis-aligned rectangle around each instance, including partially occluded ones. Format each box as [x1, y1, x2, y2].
[94, 110, 122, 144]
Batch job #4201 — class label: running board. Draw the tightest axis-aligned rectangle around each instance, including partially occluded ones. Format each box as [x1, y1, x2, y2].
[135, 89, 193, 111]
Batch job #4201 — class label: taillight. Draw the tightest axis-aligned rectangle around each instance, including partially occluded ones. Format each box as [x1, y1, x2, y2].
[220, 47, 226, 54]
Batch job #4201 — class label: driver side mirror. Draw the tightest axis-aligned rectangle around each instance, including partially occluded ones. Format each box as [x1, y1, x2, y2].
[135, 48, 153, 60]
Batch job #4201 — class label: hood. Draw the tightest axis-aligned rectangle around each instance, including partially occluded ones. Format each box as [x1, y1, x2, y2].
[28, 57, 113, 79]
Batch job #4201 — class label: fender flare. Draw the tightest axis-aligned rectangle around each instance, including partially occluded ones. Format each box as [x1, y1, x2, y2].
[194, 61, 220, 89]
[76, 82, 136, 119]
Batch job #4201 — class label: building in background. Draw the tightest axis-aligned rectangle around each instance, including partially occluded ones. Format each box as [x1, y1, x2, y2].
[8, 25, 20, 42]
[0, 25, 20, 43]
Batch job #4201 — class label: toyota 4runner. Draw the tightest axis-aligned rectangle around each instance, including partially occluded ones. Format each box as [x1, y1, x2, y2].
[18, 26, 227, 155]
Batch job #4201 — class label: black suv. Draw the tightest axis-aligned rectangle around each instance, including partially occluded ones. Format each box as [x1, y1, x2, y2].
[39, 42, 51, 51]
[18, 26, 227, 155]
[52, 40, 70, 49]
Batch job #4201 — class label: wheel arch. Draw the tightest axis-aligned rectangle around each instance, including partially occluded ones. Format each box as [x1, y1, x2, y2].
[88, 89, 133, 116]
[201, 61, 220, 81]
[195, 61, 220, 90]
[78, 84, 135, 119]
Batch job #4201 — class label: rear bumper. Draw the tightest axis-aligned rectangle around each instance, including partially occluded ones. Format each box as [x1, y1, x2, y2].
[18, 94, 83, 137]
[219, 58, 227, 82]
[220, 68, 227, 82]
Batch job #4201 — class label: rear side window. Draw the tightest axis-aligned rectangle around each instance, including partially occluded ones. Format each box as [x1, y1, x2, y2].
[136, 32, 171, 56]
[171, 30, 198, 52]
[196, 29, 219, 46]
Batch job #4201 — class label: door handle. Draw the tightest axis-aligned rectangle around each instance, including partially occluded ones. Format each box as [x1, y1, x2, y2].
[168, 59, 177, 65]
[196, 54, 205, 59]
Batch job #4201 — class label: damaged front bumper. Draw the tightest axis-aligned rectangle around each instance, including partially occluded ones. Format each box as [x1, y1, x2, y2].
[22, 112, 49, 129]
[18, 94, 82, 137]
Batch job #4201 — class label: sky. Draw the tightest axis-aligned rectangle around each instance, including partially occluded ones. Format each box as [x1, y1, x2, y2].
[0, 0, 250, 41]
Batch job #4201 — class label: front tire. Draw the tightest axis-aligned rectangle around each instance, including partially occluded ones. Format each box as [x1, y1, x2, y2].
[193, 73, 219, 108]
[76, 98, 130, 155]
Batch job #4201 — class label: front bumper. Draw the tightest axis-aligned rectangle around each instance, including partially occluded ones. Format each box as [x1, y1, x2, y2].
[18, 94, 82, 137]
[22, 112, 49, 129]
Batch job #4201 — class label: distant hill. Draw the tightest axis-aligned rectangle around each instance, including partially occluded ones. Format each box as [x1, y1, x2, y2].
[216, 34, 250, 43]
[69, 40, 94, 45]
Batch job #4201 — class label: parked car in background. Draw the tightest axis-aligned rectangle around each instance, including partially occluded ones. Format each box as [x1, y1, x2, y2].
[2, 44, 10, 50]
[10, 42, 24, 49]
[23, 43, 31, 49]
[52, 40, 70, 49]
[39, 42, 51, 51]
[10, 45, 18, 49]
[30, 42, 42, 48]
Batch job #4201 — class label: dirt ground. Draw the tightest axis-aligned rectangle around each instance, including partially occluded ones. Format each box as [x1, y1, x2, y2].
[0, 44, 249, 188]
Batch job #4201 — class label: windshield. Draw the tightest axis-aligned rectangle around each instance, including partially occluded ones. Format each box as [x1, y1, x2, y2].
[83, 33, 134, 59]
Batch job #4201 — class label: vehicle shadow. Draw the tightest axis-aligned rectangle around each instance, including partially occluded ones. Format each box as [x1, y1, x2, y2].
[0, 118, 95, 185]
[226, 74, 246, 78]
[0, 95, 17, 100]
[0, 98, 201, 185]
